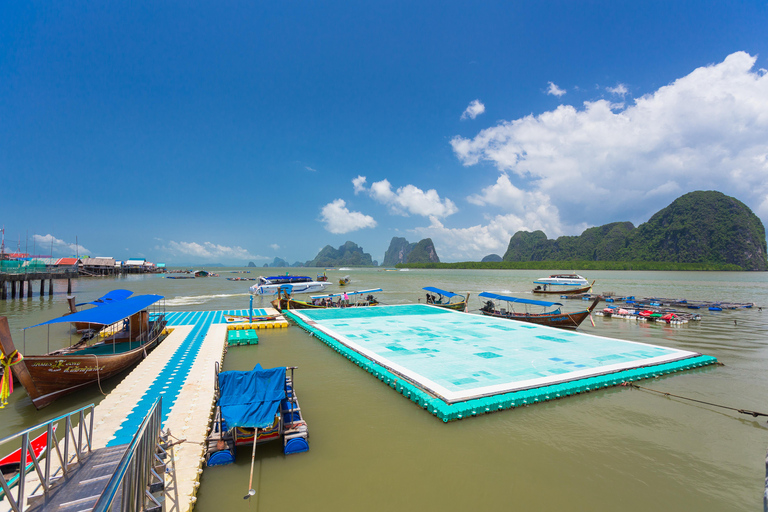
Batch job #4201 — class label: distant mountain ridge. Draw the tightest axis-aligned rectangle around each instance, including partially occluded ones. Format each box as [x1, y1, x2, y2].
[382, 237, 440, 265]
[502, 191, 767, 270]
[306, 241, 377, 267]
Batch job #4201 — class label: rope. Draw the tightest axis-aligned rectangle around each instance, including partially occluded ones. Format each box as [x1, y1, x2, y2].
[84, 354, 108, 396]
[622, 383, 768, 418]
[0, 350, 24, 408]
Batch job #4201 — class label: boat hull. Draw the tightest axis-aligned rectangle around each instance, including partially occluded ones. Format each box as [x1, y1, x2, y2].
[0, 317, 167, 409]
[480, 309, 591, 329]
[532, 281, 595, 295]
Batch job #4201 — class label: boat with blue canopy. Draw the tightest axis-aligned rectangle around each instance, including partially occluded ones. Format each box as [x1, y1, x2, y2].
[0, 293, 167, 409]
[67, 289, 134, 333]
[205, 363, 309, 468]
[272, 288, 383, 310]
[478, 292, 599, 330]
[422, 287, 470, 311]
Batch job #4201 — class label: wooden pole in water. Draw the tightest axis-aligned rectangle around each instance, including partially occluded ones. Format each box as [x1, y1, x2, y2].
[244, 429, 258, 500]
[49, 278, 53, 296]
[39, 279, 44, 297]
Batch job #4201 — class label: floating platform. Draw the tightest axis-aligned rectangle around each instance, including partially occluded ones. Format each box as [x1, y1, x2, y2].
[227, 328, 259, 346]
[285, 304, 717, 422]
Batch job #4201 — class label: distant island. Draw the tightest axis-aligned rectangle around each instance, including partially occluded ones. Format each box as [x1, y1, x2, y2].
[305, 241, 378, 267]
[382, 237, 440, 266]
[406, 191, 768, 271]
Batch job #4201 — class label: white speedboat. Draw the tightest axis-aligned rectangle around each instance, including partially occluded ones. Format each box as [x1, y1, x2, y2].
[533, 274, 589, 287]
[250, 281, 331, 295]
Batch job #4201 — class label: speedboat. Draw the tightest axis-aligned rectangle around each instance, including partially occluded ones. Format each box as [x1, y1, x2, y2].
[249, 281, 330, 295]
[532, 274, 594, 294]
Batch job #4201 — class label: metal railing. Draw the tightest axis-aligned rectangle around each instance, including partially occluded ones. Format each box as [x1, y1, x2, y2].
[93, 396, 163, 512]
[0, 404, 94, 512]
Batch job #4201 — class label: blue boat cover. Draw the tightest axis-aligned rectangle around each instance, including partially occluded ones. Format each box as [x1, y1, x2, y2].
[423, 287, 461, 298]
[26, 294, 164, 329]
[478, 292, 562, 308]
[218, 365, 286, 429]
[75, 289, 133, 307]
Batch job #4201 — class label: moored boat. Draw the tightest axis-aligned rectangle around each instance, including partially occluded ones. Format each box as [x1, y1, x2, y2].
[205, 364, 309, 468]
[249, 280, 330, 295]
[532, 274, 595, 295]
[422, 287, 470, 312]
[479, 292, 600, 329]
[0, 294, 168, 409]
[272, 288, 382, 310]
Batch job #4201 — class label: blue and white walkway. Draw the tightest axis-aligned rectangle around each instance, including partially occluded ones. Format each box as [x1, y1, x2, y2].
[89, 308, 279, 512]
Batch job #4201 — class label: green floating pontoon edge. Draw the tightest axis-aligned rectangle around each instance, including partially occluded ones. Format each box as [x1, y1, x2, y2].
[283, 311, 718, 422]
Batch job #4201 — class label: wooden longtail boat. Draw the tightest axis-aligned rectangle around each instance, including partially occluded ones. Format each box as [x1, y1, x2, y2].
[271, 288, 382, 310]
[423, 287, 469, 312]
[0, 425, 55, 498]
[0, 294, 167, 409]
[479, 292, 600, 330]
[532, 280, 595, 295]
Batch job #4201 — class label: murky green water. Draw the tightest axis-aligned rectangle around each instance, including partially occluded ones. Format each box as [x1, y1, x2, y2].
[1, 269, 767, 511]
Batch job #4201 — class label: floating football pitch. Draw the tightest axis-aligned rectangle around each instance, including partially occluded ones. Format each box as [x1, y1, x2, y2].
[286, 304, 716, 421]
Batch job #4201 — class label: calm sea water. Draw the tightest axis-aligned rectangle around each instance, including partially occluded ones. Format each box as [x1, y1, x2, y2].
[1, 268, 767, 511]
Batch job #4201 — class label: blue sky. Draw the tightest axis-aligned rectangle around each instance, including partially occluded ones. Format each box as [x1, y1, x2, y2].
[2, 1, 767, 264]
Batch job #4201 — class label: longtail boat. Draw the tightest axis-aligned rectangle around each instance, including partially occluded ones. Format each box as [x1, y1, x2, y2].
[0, 425, 56, 498]
[422, 287, 470, 312]
[478, 292, 600, 330]
[272, 288, 382, 310]
[532, 279, 595, 295]
[0, 294, 167, 409]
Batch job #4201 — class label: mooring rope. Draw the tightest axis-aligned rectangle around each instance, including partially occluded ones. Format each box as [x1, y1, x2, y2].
[85, 354, 108, 396]
[622, 382, 768, 418]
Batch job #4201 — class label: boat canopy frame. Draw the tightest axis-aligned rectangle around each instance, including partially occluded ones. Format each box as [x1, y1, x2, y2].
[478, 292, 563, 308]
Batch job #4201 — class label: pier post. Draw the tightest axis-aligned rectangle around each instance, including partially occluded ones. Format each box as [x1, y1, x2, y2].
[49, 278, 54, 296]
[39, 279, 44, 297]
[10, 280, 16, 299]
[67, 278, 72, 294]
[27, 279, 33, 298]
[1, 281, 5, 300]
[19, 280, 24, 298]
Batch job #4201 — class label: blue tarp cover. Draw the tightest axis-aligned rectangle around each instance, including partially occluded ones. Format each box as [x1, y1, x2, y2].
[478, 292, 562, 308]
[26, 294, 163, 329]
[218, 365, 286, 429]
[75, 289, 133, 307]
[423, 287, 461, 298]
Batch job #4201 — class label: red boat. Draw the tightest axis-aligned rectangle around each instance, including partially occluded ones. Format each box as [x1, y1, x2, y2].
[0, 425, 56, 497]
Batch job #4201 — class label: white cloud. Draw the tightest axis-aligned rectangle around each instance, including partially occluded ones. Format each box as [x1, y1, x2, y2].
[165, 241, 258, 260]
[320, 199, 377, 234]
[305, 166, 317, 172]
[606, 83, 628, 96]
[547, 82, 566, 96]
[352, 175, 367, 194]
[360, 178, 458, 218]
[451, 51, 768, 238]
[269, 243, 280, 250]
[461, 99, 486, 120]
[32, 234, 89, 256]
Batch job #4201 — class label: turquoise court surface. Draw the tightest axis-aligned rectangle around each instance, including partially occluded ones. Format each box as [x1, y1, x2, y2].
[286, 305, 717, 421]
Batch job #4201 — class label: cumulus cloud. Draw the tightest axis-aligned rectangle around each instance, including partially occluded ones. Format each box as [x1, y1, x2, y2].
[269, 243, 280, 250]
[165, 241, 258, 260]
[461, 99, 486, 120]
[547, 82, 566, 96]
[320, 199, 377, 234]
[606, 83, 628, 96]
[32, 234, 89, 256]
[451, 51, 768, 240]
[352, 175, 367, 194]
[355, 177, 458, 218]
